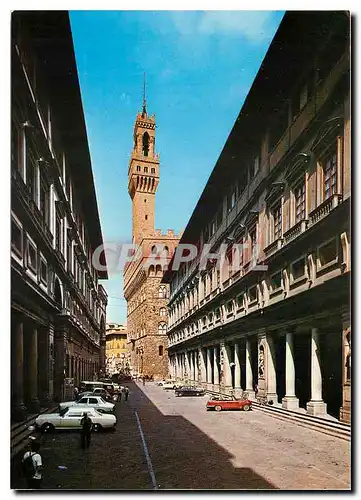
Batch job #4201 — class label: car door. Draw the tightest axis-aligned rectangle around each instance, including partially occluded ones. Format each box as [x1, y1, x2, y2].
[77, 397, 89, 407]
[88, 397, 99, 409]
[60, 409, 82, 429]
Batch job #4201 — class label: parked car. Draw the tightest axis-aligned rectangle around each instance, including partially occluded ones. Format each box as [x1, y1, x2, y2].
[59, 395, 115, 413]
[175, 386, 206, 397]
[206, 395, 252, 412]
[35, 406, 116, 432]
[157, 380, 168, 386]
[162, 381, 179, 390]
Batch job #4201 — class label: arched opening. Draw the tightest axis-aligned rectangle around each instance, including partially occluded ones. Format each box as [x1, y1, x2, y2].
[158, 286, 167, 299]
[54, 278, 62, 308]
[158, 322, 167, 334]
[156, 265, 162, 277]
[148, 265, 155, 277]
[142, 132, 150, 157]
[160, 307, 167, 317]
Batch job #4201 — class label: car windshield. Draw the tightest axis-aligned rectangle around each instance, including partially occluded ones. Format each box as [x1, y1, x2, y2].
[99, 397, 107, 403]
[59, 407, 68, 416]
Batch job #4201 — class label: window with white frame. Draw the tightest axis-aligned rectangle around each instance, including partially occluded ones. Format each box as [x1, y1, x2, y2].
[322, 148, 337, 201]
[248, 286, 257, 303]
[226, 300, 234, 314]
[270, 270, 283, 293]
[11, 217, 23, 258]
[271, 201, 282, 242]
[160, 307, 167, 317]
[236, 294, 244, 309]
[40, 257, 48, 285]
[317, 239, 338, 270]
[290, 256, 307, 283]
[26, 237, 37, 273]
[294, 181, 306, 223]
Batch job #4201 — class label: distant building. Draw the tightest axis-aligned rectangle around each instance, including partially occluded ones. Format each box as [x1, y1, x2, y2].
[105, 323, 130, 375]
[11, 11, 108, 420]
[123, 96, 180, 380]
[163, 12, 350, 423]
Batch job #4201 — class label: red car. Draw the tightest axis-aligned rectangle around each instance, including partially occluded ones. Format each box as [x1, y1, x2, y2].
[206, 395, 252, 412]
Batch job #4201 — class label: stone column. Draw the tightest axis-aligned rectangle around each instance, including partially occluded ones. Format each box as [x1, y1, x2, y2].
[340, 313, 351, 423]
[213, 346, 220, 387]
[234, 342, 242, 397]
[206, 348, 212, 388]
[223, 343, 232, 393]
[199, 348, 207, 387]
[54, 323, 67, 402]
[28, 325, 40, 412]
[245, 339, 255, 399]
[282, 332, 299, 409]
[185, 351, 190, 382]
[307, 328, 327, 416]
[266, 334, 278, 403]
[12, 317, 27, 421]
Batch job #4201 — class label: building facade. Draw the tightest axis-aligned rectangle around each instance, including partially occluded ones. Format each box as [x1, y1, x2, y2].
[123, 98, 180, 380]
[163, 12, 350, 423]
[105, 323, 130, 376]
[11, 11, 108, 421]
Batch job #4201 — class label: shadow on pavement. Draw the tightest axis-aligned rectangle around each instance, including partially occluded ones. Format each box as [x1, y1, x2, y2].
[11, 381, 277, 490]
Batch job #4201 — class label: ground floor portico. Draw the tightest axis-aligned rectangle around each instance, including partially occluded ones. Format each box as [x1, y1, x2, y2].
[11, 307, 100, 422]
[169, 309, 351, 423]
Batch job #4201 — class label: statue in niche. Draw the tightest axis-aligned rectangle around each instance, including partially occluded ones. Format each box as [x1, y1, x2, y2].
[258, 344, 265, 378]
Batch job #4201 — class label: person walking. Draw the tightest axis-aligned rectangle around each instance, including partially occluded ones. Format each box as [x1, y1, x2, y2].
[124, 387, 129, 401]
[117, 389, 122, 403]
[22, 440, 43, 489]
[73, 386, 79, 400]
[142, 378, 145, 386]
[80, 412, 92, 449]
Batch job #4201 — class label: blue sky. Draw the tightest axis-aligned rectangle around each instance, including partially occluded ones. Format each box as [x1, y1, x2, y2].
[70, 10, 285, 325]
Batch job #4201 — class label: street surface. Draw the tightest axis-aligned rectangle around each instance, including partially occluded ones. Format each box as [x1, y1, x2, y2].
[11, 381, 351, 490]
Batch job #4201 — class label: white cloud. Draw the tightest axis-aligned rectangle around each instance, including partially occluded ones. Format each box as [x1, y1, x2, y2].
[168, 11, 274, 42]
[199, 11, 272, 41]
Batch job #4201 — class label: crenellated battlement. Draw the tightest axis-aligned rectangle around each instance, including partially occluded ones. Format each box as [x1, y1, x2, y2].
[154, 228, 182, 239]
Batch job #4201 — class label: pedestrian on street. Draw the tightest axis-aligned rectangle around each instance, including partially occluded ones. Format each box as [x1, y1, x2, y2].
[73, 386, 79, 400]
[117, 390, 122, 403]
[80, 412, 92, 449]
[124, 387, 129, 401]
[122, 386, 127, 399]
[22, 440, 43, 489]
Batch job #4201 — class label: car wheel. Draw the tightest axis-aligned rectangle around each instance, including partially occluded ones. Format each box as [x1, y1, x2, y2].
[41, 423, 54, 433]
[93, 423, 102, 432]
[214, 405, 222, 412]
[243, 404, 250, 412]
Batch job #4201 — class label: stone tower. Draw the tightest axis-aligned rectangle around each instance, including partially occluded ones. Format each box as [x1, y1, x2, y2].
[128, 90, 159, 244]
[123, 82, 181, 380]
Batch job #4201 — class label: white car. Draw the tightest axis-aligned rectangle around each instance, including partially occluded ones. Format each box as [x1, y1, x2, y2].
[162, 382, 178, 390]
[35, 407, 116, 432]
[59, 395, 115, 413]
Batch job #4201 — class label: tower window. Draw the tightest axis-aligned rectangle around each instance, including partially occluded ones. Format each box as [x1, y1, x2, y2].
[159, 345, 164, 356]
[145, 215, 148, 220]
[142, 132, 150, 157]
[144, 199, 147, 203]
[137, 166, 141, 172]
[144, 167, 148, 173]
[151, 168, 155, 174]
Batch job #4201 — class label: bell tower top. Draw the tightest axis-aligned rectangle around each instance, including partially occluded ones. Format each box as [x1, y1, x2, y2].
[128, 75, 160, 244]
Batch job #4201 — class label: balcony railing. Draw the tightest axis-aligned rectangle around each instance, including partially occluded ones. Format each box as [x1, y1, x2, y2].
[283, 219, 308, 245]
[308, 194, 343, 226]
[264, 237, 283, 258]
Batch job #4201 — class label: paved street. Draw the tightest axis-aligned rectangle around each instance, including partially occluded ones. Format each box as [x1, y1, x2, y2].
[12, 381, 350, 490]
